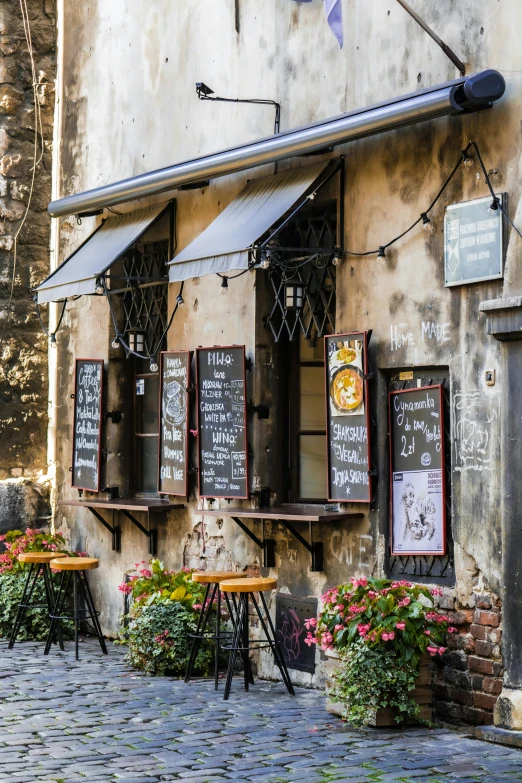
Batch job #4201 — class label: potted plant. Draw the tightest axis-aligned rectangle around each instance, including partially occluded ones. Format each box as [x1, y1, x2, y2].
[306, 577, 457, 727]
[117, 559, 226, 677]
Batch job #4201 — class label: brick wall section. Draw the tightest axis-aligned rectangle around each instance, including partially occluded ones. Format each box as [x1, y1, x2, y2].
[433, 591, 503, 726]
[0, 0, 55, 477]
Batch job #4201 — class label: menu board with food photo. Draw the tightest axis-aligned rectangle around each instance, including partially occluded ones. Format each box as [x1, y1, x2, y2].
[325, 332, 371, 502]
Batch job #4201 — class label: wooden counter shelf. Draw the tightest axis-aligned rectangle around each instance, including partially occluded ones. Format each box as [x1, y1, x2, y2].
[58, 497, 185, 554]
[195, 504, 365, 572]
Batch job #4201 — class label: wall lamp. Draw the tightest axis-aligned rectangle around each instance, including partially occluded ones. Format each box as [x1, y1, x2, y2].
[284, 279, 305, 311]
[195, 82, 281, 134]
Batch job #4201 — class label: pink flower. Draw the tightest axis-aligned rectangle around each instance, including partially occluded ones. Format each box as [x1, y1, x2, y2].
[334, 624, 343, 632]
[382, 631, 395, 641]
[431, 587, 443, 596]
[139, 568, 152, 577]
[304, 617, 317, 630]
[357, 623, 371, 637]
[396, 622, 406, 631]
[424, 629, 431, 635]
[193, 603, 202, 610]
[398, 596, 411, 607]
[334, 604, 344, 612]
[118, 583, 133, 594]
[448, 626, 458, 634]
[438, 647, 446, 654]
[427, 645, 439, 656]
[304, 633, 317, 647]
[367, 590, 378, 598]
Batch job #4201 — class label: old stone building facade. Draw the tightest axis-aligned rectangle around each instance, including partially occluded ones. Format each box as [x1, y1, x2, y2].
[28, 0, 522, 735]
[0, 0, 55, 530]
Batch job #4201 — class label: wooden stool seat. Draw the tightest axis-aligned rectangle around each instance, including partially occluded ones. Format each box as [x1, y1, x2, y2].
[192, 571, 244, 584]
[49, 557, 99, 571]
[18, 552, 67, 564]
[220, 577, 277, 593]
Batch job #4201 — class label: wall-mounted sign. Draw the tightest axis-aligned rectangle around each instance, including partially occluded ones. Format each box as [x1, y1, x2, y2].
[196, 346, 248, 499]
[325, 332, 371, 502]
[389, 385, 446, 555]
[72, 359, 103, 492]
[159, 351, 190, 496]
[444, 194, 505, 287]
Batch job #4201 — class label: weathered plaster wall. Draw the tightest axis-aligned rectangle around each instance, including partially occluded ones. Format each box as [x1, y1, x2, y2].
[0, 0, 55, 528]
[51, 0, 522, 705]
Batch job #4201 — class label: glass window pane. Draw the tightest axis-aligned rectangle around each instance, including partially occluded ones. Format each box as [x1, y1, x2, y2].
[135, 437, 159, 494]
[135, 375, 159, 434]
[299, 435, 327, 500]
[300, 366, 326, 430]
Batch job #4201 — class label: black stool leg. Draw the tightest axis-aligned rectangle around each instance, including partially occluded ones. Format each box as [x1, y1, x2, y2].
[225, 592, 254, 685]
[73, 572, 79, 660]
[8, 563, 36, 649]
[242, 593, 250, 692]
[77, 570, 107, 654]
[214, 587, 221, 690]
[184, 582, 215, 683]
[44, 570, 70, 655]
[223, 592, 246, 701]
[258, 591, 295, 695]
[42, 564, 64, 651]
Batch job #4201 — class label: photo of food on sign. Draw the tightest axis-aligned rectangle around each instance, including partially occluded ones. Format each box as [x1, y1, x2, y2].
[328, 339, 365, 417]
[164, 380, 186, 427]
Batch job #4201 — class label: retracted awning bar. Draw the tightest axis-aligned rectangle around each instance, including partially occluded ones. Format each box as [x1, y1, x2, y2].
[48, 70, 505, 218]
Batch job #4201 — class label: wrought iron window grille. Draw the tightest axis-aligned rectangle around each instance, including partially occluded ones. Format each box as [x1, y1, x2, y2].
[108, 240, 170, 359]
[264, 200, 338, 343]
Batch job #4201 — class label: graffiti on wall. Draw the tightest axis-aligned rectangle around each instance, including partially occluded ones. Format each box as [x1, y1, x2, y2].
[453, 390, 500, 472]
[390, 321, 451, 352]
[329, 530, 374, 569]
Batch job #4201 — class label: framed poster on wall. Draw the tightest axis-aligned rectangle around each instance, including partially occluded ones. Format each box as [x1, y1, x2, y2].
[324, 332, 371, 502]
[72, 359, 103, 492]
[158, 351, 190, 496]
[196, 345, 248, 499]
[389, 385, 446, 555]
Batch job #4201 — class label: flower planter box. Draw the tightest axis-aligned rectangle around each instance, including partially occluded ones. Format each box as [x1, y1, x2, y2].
[325, 649, 432, 726]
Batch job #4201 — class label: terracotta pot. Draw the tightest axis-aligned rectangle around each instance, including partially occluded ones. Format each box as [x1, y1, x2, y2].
[325, 648, 432, 727]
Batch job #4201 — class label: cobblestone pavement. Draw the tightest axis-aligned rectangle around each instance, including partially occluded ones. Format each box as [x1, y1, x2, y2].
[1, 639, 522, 782]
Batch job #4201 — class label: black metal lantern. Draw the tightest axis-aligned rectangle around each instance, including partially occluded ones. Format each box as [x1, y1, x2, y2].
[126, 329, 146, 353]
[283, 278, 305, 311]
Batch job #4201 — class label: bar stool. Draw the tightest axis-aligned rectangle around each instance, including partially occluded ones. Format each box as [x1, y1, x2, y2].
[8, 551, 67, 649]
[185, 571, 246, 689]
[220, 577, 295, 701]
[44, 557, 107, 660]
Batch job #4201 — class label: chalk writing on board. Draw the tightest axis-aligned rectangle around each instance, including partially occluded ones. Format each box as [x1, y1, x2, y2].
[389, 386, 445, 555]
[325, 333, 371, 502]
[197, 347, 248, 499]
[159, 352, 190, 495]
[72, 360, 103, 491]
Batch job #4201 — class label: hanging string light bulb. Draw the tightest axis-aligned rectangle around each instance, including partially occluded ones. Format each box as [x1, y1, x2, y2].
[220, 276, 229, 295]
[260, 249, 271, 270]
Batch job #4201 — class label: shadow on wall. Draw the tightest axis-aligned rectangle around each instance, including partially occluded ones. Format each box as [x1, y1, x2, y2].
[0, 478, 51, 535]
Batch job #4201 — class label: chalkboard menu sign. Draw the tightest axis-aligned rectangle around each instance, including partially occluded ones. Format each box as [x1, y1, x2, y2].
[444, 194, 505, 287]
[159, 351, 190, 496]
[325, 332, 371, 502]
[389, 385, 446, 555]
[72, 359, 103, 491]
[196, 346, 248, 499]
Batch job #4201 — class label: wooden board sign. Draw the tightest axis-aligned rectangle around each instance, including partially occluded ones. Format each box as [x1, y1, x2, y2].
[72, 359, 103, 492]
[389, 385, 446, 555]
[158, 351, 190, 496]
[325, 332, 371, 502]
[196, 346, 248, 499]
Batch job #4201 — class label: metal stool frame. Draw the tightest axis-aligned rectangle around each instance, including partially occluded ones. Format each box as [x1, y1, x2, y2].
[8, 561, 64, 650]
[185, 581, 252, 689]
[44, 568, 107, 660]
[222, 589, 295, 700]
